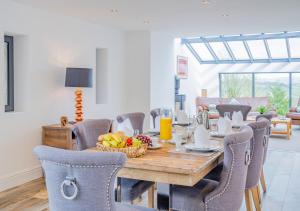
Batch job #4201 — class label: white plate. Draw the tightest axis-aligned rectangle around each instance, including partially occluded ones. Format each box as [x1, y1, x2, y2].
[209, 131, 226, 138]
[185, 142, 221, 152]
[148, 143, 162, 150]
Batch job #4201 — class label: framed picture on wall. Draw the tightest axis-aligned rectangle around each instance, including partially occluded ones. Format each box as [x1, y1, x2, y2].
[177, 56, 188, 79]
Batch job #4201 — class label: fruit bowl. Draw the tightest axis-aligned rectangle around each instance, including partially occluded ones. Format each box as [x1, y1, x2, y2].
[96, 142, 148, 158]
[96, 132, 148, 158]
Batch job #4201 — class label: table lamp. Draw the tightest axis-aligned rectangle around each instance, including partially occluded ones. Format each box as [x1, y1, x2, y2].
[65, 67, 92, 122]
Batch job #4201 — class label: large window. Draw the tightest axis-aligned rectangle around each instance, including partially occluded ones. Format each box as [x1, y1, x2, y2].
[4, 35, 14, 112]
[219, 72, 300, 115]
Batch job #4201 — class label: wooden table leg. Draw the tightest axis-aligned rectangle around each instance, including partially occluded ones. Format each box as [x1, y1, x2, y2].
[147, 185, 155, 208]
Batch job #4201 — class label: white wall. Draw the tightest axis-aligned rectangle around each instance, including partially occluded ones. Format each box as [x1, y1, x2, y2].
[0, 1, 151, 191]
[175, 41, 300, 114]
[150, 32, 175, 111]
[122, 31, 151, 129]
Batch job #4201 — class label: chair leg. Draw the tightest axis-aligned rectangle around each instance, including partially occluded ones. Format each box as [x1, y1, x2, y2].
[251, 186, 261, 211]
[260, 169, 267, 193]
[256, 186, 261, 204]
[245, 189, 253, 211]
[147, 185, 155, 208]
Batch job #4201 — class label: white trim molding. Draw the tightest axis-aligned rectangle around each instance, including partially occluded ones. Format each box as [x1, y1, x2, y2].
[0, 165, 42, 192]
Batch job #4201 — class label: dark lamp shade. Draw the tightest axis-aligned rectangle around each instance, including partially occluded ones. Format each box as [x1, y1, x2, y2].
[65, 67, 92, 88]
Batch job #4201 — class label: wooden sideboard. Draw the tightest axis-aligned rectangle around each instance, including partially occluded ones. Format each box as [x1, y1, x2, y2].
[42, 124, 76, 150]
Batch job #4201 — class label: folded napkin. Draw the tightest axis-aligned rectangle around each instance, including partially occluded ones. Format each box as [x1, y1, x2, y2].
[177, 110, 189, 124]
[232, 111, 244, 126]
[117, 118, 134, 137]
[194, 124, 209, 147]
[217, 117, 232, 135]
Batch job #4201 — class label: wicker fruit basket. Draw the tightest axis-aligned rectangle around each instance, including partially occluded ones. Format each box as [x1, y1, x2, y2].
[96, 142, 148, 158]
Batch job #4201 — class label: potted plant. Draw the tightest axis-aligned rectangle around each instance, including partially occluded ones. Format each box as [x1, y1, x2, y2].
[256, 105, 268, 114]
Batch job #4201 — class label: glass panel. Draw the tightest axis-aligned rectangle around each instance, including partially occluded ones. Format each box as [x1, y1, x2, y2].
[227, 41, 249, 60]
[221, 74, 252, 98]
[191, 43, 214, 61]
[289, 38, 300, 58]
[247, 40, 268, 59]
[4, 42, 8, 106]
[292, 73, 300, 107]
[267, 39, 288, 58]
[255, 73, 289, 115]
[209, 42, 231, 60]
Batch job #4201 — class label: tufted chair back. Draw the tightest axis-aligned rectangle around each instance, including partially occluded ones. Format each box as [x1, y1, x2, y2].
[34, 146, 126, 211]
[116, 112, 145, 134]
[256, 114, 272, 164]
[246, 118, 269, 189]
[73, 119, 112, 150]
[150, 108, 161, 128]
[205, 126, 253, 211]
[216, 104, 252, 121]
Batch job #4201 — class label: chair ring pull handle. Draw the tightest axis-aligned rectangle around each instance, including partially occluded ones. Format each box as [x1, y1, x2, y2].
[245, 149, 251, 165]
[60, 177, 78, 200]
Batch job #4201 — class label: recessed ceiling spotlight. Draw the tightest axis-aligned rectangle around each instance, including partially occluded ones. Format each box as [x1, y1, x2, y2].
[110, 9, 118, 14]
[222, 14, 229, 17]
[201, 0, 210, 5]
[144, 20, 150, 25]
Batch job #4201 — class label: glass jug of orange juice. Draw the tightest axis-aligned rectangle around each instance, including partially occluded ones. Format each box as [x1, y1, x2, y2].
[160, 108, 173, 141]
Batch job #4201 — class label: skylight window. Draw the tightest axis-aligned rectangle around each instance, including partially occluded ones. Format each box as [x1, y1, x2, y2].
[182, 31, 300, 64]
[227, 41, 249, 60]
[247, 40, 268, 59]
[289, 38, 300, 58]
[191, 43, 214, 61]
[209, 42, 231, 60]
[267, 39, 288, 58]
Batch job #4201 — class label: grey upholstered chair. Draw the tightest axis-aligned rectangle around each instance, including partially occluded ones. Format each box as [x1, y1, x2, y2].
[245, 118, 269, 211]
[117, 112, 145, 134]
[216, 104, 252, 121]
[72, 119, 112, 150]
[169, 126, 253, 211]
[34, 146, 154, 211]
[256, 114, 272, 194]
[116, 112, 155, 206]
[150, 108, 161, 129]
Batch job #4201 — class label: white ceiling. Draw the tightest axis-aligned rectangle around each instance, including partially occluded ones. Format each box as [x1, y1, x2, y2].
[10, 0, 300, 36]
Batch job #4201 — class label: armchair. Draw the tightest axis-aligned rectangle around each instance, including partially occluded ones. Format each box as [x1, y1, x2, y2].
[286, 98, 300, 126]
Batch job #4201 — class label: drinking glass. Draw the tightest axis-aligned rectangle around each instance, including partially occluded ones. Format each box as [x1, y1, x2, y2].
[174, 133, 182, 151]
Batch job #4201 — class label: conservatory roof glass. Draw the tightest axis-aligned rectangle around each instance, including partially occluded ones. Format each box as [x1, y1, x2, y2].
[182, 31, 300, 64]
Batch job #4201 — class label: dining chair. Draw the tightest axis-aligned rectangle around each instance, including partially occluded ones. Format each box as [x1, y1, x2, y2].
[150, 108, 161, 129]
[33, 146, 154, 211]
[216, 104, 252, 121]
[72, 119, 112, 150]
[168, 126, 253, 211]
[255, 114, 272, 194]
[116, 112, 155, 207]
[245, 118, 269, 211]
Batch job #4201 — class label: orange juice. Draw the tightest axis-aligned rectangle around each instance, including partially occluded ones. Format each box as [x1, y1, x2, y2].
[160, 117, 172, 140]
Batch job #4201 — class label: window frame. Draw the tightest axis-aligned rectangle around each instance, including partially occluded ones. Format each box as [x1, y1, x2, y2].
[4, 35, 14, 112]
[218, 72, 300, 107]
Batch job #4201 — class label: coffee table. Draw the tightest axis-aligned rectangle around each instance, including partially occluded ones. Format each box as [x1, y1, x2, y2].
[271, 117, 292, 139]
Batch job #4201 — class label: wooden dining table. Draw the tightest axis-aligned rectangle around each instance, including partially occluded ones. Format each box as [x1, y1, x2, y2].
[87, 136, 224, 208]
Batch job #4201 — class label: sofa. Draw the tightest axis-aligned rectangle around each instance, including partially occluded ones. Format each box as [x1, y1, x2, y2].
[286, 98, 300, 126]
[196, 97, 272, 119]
